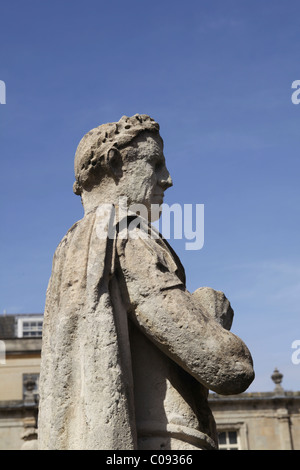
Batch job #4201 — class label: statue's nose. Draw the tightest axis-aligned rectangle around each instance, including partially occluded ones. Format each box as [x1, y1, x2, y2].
[160, 169, 173, 190]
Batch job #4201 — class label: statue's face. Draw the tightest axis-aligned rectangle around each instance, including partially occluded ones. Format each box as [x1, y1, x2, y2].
[121, 132, 173, 215]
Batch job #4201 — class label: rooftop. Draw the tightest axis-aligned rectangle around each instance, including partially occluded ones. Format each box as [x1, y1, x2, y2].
[0, 314, 43, 339]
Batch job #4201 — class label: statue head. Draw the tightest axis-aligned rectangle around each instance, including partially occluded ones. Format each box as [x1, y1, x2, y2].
[73, 114, 173, 215]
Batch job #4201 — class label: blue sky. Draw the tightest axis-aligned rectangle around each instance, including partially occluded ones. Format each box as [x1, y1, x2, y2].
[0, 0, 300, 392]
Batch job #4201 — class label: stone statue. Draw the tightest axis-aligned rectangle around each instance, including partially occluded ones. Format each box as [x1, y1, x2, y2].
[38, 114, 254, 450]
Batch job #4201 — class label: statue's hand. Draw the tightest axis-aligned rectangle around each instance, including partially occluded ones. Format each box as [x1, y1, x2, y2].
[192, 287, 234, 331]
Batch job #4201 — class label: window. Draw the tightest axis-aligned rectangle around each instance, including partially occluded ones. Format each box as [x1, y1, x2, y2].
[22, 321, 43, 337]
[16, 316, 43, 338]
[23, 373, 39, 403]
[218, 431, 239, 450]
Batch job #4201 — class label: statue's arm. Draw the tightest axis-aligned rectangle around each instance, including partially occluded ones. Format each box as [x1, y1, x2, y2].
[117, 237, 254, 395]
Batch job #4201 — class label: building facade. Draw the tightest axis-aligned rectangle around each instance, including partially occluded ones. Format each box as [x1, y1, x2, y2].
[0, 314, 299, 450]
[0, 314, 42, 450]
[209, 383, 300, 450]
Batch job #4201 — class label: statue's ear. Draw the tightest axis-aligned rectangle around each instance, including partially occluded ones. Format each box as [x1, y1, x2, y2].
[106, 147, 123, 180]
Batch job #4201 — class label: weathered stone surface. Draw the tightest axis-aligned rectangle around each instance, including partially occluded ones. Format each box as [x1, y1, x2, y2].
[192, 287, 234, 331]
[38, 114, 254, 450]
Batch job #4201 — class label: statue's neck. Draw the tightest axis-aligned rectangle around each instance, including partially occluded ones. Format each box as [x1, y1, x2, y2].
[81, 179, 120, 215]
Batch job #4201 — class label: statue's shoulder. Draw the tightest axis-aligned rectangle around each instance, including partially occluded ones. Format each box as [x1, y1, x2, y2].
[116, 216, 186, 287]
[54, 211, 95, 255]
[55, 219, 81, 252]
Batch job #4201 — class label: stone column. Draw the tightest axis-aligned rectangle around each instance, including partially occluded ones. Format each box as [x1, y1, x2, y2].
[277, 408, 293, 450]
